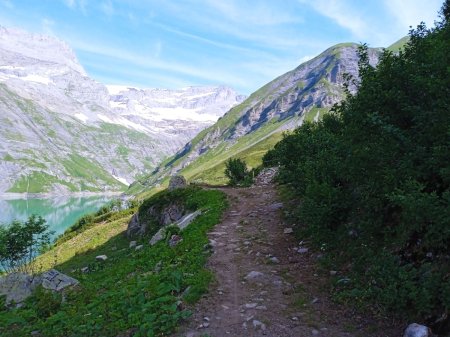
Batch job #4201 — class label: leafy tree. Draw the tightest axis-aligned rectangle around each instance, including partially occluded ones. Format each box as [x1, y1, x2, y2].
[224, 158, 252, 186]
[0, 215, 53, 275]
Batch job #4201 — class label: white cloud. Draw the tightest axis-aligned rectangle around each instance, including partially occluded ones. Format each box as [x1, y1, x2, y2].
[384, 0, 442, 28]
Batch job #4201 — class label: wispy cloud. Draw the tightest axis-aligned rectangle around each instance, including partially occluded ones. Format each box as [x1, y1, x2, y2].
[384, 0, 442, 28]
[99, 0, 115, 17]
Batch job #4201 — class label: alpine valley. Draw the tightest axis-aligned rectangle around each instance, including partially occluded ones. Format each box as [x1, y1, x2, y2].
[0, 26, 245, 194]
[131, 39, 406, 193]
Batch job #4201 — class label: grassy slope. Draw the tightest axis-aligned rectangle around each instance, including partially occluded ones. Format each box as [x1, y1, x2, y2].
[386, 36, 410, 52]
[0, 187, 228, 337]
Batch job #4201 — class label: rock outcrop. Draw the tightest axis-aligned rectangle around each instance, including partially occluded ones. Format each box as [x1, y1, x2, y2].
[0, 25, 245, 193]
[168, 175, 187, 191]
[0, 269, 78, 307]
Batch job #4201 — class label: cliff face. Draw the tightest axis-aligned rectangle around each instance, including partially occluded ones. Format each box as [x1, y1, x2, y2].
[138, 43, 381, 187]
[0, 26, 244, 193]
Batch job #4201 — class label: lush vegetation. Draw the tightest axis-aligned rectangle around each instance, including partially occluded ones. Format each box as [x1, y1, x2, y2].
[224, 158, 251, 186]
[0, 215, 52, 275]
[0, 187, 227, 336]
[264, 4, 449, 332]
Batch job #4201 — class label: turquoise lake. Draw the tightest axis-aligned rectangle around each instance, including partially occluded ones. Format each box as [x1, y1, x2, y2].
[0, 195, 116, 240]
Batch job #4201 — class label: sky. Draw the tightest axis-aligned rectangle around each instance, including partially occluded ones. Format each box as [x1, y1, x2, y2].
[0, 0, 444, 94]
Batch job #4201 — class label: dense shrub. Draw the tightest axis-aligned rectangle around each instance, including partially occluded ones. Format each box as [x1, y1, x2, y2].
[264, 2, 450, 330]
[224, 158, 252, 186]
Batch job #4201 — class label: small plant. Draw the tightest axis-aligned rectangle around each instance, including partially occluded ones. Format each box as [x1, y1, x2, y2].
[0, 215, 53, 275]
[224, 158, 252, 186]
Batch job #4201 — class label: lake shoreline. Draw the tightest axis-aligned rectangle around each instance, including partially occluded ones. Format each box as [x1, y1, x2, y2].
[0, 191, 124, 200]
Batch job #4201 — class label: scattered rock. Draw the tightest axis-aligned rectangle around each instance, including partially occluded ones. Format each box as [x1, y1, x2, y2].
[168, 175, 187, 191]
[149, 211, 201, 246]
[252, 319, 267, 330]
[95, 255, 107, 261]
[291, 316, 299, 321]
[269, 256, 280, 264]
[245, 303, 258, 309]
[245, 271, 265, 281]
[80, 267, 89, 273]
[154, 261, 163, 273]
[312, 329, 320, 335]
[297, 247, 309, 254]
[129, 241, 137, 248]
[283, 228, 294, 234]
[42, 269, 79, 292]
[329, 270, 337, 276]
[268, 202, 283, 210]
[135, 245, 143, 251]
[403, 323, 431, 337]
[253, 167, 278, 186]
[256, 305, 267, 310]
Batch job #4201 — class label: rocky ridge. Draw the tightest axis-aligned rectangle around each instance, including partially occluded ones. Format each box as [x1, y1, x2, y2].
[136, 43, 382, 187]
[0, 26, 244, 193]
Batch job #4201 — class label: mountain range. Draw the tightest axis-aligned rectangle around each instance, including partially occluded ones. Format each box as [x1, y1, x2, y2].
[130, 41, 391, 193]
[0, 26, 244, 194]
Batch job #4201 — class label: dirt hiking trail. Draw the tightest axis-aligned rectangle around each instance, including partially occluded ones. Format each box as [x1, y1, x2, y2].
[175, 183, 401, 337]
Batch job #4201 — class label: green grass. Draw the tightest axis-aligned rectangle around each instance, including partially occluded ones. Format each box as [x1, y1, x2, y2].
[62, 153, 126, 191]
[7, 171, 77, 193]
[0, 187, 228, 337]
[386, 36, 410, 53]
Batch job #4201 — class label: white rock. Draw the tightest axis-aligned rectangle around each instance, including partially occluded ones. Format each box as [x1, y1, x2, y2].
[253, 320, 266, 330]
[403, 323, 430, 337]
[245, 303, 258, 309]
[95, 255, 107, 261]
[129, 241, 137, 248]
[135, 245, 143, 251]
[297, 247, 309, 254]
[284, 228, 294, 234]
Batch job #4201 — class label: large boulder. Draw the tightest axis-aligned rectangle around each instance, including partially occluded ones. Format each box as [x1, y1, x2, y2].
[0, 273, 42, 306]
[127, 202, 185, 238]
[168, 175, 187, 191]
[41, 269, 79, 292]
[149, 211, 201, 246]
[0, 269, 78, 307]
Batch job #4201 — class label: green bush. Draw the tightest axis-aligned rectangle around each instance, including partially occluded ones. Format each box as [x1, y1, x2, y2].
[264, 2, 450, 328]
[224, 158, 252, 186]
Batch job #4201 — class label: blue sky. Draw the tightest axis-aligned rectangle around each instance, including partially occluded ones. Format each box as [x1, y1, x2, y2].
[0, 0, 443, 94]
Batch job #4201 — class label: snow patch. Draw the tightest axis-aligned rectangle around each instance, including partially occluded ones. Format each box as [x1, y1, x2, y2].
[113, 175, 129, 186]
[74, 113, 89, 123]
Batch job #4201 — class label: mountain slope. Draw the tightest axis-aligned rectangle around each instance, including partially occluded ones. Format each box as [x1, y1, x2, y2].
[0, 26, 244, 193]
[131, 43, 382, 191]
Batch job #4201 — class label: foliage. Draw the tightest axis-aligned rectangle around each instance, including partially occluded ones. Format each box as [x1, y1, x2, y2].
[224, 158, 253, 186]
[264, 3, 450, 327]
[0, 215, 53, 275]
[0, 187, 228, 337]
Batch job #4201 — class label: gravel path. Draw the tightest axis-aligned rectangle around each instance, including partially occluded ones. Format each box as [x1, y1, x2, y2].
[174, 184, 400, 337]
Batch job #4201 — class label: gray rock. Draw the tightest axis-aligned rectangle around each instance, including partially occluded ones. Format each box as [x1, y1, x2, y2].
[403, 323, 430, 337]
[168, 234, 183, 247]
[253, 319, 266, 330]
[168, 175, 187, 191]
[297, 247, 309, 254]
[80, 267, 89, 273]
[149, 211, 201, 246]
[283, 228, 294, 234]
[245, 271, 264, 281]
[176, 210, 201, 231]
[129, 241, 137, 248]
[269, 256, 280, 264]
[95, 255, 107, 261]
[41, 269, 79, 292]
[0, 273, 42, 306]
[245, 303, 258, 309]
[135, 245, 143, 251]
[126, 213, 143, 238]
